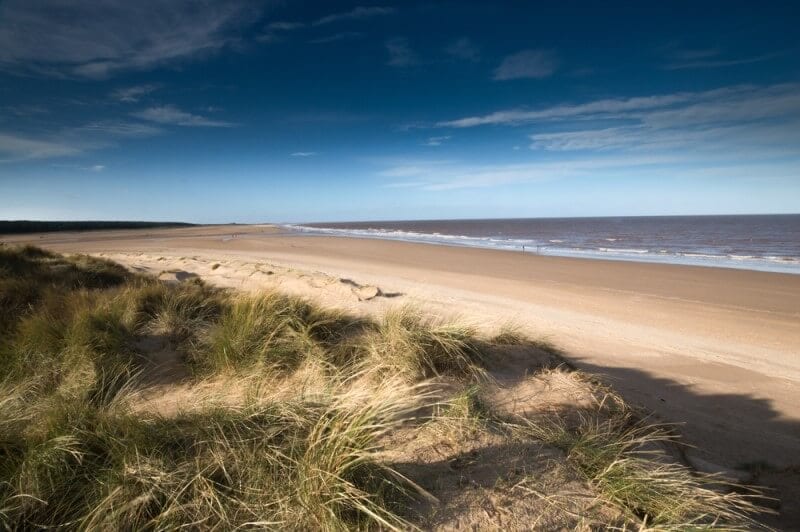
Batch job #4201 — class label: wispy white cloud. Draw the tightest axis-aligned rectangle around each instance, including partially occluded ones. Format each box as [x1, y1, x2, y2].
[268, 21, 305, 31]
[424, 136, 451, 146]
[0, 104, 49, 117]
[309, 32, 363, 44]
[659, 43, 783, 70]
[525, 84, 800, 153]
[313, 6, 395, 26]
[110, 84, 160, 103]
[668, 47, 721, 61]
[664, 52, 781, 70]
[388, 83, 800, 191]
[437, 84, 800, 129]
[378, 154, 800, 192]
[132, 105, 235, 127]
[378, 156, 675, 191]
[444, 38, 480, 62]
[259, 6, 394, 43]
[78, 121, 163, 138]
[257, 20, 306, 42]
[50, 162, 108, 172]
[386, 38, 417, 67]
[290, 151, 316, 157]
[0, 0, 261, 78]
[493, 49, 558, 80]
[1, 116, 167, 162]
[0, 132, 83, 161]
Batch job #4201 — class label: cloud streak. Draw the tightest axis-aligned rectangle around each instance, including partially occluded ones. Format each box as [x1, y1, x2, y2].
[444, 38, 480, 62]
[133, 105, 235, 127]
[110, 84, 160, 103]
[386, 38, 417, 67]
[664, 52, 781, 70]
[78, 121, 163, 138]
[424, 136, 451, 146]
[0, 132, 83, 161]
[309, 32, 364, 44]
[313, 6, 395, 26]
[378, 153, 799, 192]
[0, 119, 164, 162]
[259, 6, 395, 41]
[493, 49, 558, 80]
[526, 84, 800, 153]
[438, 83, 800, 130]
[0, 0, 261, 78]
[381, 83, 800, 192]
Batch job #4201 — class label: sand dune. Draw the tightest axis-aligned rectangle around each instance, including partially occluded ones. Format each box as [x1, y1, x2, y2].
[5, 223, 800, 517]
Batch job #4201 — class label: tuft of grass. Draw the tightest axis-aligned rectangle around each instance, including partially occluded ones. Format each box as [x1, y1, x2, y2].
[0, 377, 427, 530]
[362, 306, 485, 382]
[427, 384, 492, 439]
[197, 293, 308, 374]
[9, 291, 139, 405]
[0, 246, 131, 337]
[123, 279, 225, 341]
[515, 410, 767, 529]
[196, 293, 366, 375]
[492, 323, 530, 345]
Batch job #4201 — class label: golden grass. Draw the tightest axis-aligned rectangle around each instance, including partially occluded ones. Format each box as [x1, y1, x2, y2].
[0, 246, 772, 530]
[362, 305, 486, 382]
[509, 405, 768, 530]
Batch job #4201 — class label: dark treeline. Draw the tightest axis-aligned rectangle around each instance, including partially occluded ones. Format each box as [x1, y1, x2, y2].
[0, 221, 194, 235]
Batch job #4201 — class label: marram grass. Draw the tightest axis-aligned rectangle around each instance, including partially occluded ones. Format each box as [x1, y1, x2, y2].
[0, 245, 771, 530]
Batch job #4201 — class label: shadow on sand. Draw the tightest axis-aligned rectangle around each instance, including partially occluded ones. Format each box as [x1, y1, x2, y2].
[566, 357, 800, 529]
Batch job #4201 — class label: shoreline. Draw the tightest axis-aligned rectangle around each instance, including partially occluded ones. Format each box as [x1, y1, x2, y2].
[4, 224, 800, 471]
[288, 224, 800, 275]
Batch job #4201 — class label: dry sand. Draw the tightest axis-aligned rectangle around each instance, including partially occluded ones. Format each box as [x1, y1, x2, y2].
[6, 224, 800, 478]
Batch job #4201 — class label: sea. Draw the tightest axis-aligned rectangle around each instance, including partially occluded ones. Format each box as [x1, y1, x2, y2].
[284, 215, 800, 275]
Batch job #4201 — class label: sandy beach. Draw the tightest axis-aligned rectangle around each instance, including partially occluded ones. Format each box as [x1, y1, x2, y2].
[6, 224, 800, 477]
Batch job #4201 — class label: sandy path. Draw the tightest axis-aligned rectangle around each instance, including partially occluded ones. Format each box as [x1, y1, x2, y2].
[6, 225, 800, 472]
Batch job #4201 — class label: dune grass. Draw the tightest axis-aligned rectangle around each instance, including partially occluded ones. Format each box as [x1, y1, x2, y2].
[0, 245, 771, 530]
[362, 306, 486, 382]
[195, 292, 367, 375]
[0, 377, 425, 530]
[511, 405, 766, 530]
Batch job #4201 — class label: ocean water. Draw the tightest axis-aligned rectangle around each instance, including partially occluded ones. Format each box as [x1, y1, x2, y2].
[285, 215, 800, 274]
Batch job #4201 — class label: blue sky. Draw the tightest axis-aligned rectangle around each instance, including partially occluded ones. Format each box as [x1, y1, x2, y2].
[0, 1, 798, 223]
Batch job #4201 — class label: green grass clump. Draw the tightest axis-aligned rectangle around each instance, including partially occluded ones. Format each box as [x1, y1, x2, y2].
[2, 289, 139, 405]
[363, 306, 485, 382]
[516, 410, 765, 529]
[0, 378, 424, 530]
[196, 293, 366, 375]
[123, 278, 225, 340]
[492, 323, 530, 345]
[198, 293, 310, 373]
[0, 246, 131, 338]
[428, 384, 493, 439]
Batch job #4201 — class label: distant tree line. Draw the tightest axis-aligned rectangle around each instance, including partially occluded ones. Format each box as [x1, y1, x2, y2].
[0, 221, 194, 234]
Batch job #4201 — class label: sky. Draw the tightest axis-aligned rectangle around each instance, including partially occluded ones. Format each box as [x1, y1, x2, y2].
[0, 0, 799, 223]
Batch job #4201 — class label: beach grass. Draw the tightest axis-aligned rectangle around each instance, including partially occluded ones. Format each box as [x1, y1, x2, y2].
[511, 409, 765, 529]
[0, 245, 770, 530]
